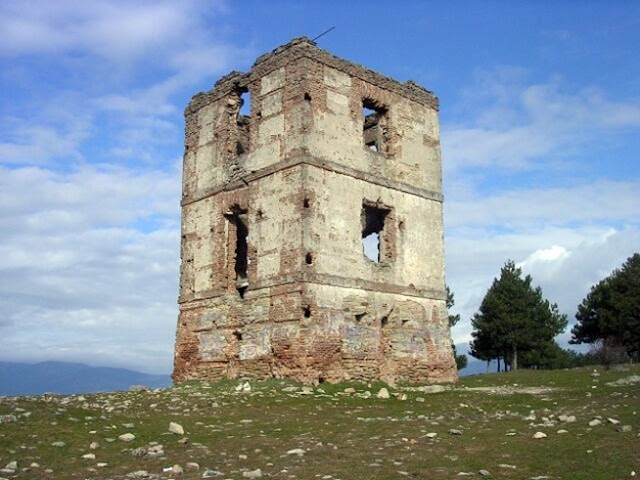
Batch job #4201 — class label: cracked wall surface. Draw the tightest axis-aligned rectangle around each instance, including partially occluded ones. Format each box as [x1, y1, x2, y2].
[173, 37, 457, 385]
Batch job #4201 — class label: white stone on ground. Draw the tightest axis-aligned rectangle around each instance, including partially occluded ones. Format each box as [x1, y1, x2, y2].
[377, 388, 390, 399]
[118, 433, 135, 442]
[169, 421, 184, 435]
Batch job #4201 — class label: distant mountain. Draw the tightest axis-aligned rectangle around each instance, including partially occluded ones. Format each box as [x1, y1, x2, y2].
[0, 361, 172, 396]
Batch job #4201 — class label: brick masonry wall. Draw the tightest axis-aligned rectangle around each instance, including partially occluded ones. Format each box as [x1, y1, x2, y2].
[173, 37, 457, 385]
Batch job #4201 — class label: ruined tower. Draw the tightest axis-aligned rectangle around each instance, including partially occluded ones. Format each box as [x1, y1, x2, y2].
[173, 37, 457, 384]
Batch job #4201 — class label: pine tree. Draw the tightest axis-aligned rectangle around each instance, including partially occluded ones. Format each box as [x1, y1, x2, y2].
[571, 253, 640, 360]
[469, 260, 567, 370]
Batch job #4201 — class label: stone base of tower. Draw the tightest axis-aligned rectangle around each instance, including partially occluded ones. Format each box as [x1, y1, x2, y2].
[173, 283, 457, 385]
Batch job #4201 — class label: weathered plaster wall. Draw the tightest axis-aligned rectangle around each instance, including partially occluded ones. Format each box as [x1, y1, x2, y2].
[173, 37, 456, 385]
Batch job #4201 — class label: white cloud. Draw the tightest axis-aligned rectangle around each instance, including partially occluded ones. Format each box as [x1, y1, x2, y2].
[446, 179, 640, 231]
[0, 165, 180, 373]
[443, 69, 640, 174]
[1, 0, 249, 168]
[0, 1, 224, 62]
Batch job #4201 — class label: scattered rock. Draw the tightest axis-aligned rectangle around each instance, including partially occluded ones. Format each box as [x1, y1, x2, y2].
[479, 470, 491, 477]
[82, 453, 96, 460]
[172, 464, 183, 475]
[0, 415, 17, 424]
[377, 388, 390, 399]
[448, 429, 463, 435]
[126, 470, 149, 478]
[287, 448, 306, 456]
[607, 418, 620, 425]
[588, 419, 602, 427]
[51, 441, 66, 447]
[185, 462, 199, 471]
[606, 375, 640, 386]
[558, 415, 576, 423]
[498, 464, 516, 469]
[169, 421, 185, 435]
[119, 433, 136, 442]
[422, 385, 446, 394]
[532, 432, 547, 439]
[243, 468, 262, 478]
[131, 447, 148, 458]
[202, 468, 224, 477]
[128, 385, 148, 392]
[235, 382, 252, 393]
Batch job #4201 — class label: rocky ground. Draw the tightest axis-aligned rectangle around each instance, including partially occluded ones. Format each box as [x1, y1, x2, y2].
[0, 366, 638, 479]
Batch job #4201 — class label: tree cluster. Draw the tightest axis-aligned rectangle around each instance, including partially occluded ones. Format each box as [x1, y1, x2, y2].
[469, 261, 567, 371]
[457, 252, 638, 372]
[571, 253, 640, 362]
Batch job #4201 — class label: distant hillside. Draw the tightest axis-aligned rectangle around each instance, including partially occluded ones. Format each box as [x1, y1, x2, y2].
[0, 361, 172, 396]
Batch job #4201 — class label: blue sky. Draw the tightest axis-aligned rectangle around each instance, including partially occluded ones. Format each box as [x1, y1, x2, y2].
[1, 1, 639, 374]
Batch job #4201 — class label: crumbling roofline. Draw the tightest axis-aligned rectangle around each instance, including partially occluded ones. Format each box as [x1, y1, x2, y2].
[186, 38, 438, 116]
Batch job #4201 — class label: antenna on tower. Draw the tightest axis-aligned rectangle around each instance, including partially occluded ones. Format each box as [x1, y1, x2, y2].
[311, 26, 335, 42]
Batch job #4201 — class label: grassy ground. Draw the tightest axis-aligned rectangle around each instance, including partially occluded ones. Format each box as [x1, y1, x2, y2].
[0, 365, 638, 479]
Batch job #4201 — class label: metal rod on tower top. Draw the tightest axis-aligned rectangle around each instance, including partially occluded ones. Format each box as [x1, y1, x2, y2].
[311, 26, 335, 42]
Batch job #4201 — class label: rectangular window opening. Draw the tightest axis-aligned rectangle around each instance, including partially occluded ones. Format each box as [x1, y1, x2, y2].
[362, 98, 388, 154]
[362, 203, 390, 263]
[236, 89, 251, 155]
[225, 206, 249, 297]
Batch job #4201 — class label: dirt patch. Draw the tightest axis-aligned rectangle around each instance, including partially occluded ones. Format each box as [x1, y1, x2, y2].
[461, 385, 562, 395]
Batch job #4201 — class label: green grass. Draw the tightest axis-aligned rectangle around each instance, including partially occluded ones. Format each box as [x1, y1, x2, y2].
[1, 365, 639, 479]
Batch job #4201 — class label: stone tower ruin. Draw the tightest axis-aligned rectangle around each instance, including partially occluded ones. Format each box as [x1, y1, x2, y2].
[173, 37, 457, 385]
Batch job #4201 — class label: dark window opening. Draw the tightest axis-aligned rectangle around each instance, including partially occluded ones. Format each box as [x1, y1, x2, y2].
[233, 330, 243, 341]
[305, 252, 313, 265]
[304, 92, 312, 101]
[303, 197, 310, 208]
[381, 316, 388, 327]
[225, 206, 249, 298]
[318, 376, 325, 384]
[362, 98, 388, 153]
[236, 89, 251, 155]
[303, 306, 311, 318]
[354, 312, 366, 322]
[362, 203, 390, 263]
